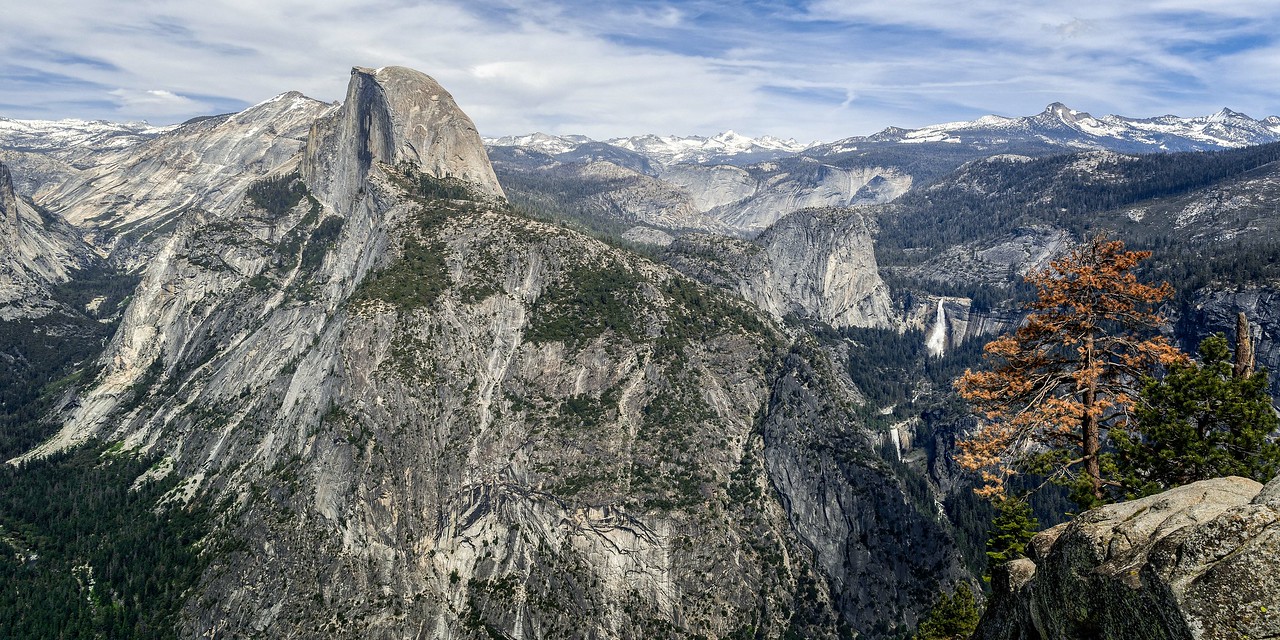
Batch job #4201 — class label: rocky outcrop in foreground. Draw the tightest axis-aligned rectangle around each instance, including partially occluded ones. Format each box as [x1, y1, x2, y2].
[977, 475, 1280, 640]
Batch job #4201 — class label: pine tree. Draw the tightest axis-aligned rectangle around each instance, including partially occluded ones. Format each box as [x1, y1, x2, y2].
[1114, 333, 1280, 497]
[955, 233, 1186, 507]
[914, 582, 982, 640]
[985, 497, 1039, 576]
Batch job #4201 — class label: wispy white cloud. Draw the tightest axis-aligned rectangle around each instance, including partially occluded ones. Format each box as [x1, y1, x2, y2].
[108, 89, 209, 116]
[0, 0, 1276, 140]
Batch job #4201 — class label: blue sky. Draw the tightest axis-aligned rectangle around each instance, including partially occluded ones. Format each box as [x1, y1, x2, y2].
[3, 0, 1279, 141]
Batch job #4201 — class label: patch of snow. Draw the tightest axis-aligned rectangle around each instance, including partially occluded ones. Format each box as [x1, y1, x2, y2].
[0, 117, 173, 156]
[985, 154, 1034, 163]
[484, 132, 591, 155]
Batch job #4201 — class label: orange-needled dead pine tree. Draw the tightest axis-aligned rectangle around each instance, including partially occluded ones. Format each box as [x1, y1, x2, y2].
[955, 234, 1186, 508]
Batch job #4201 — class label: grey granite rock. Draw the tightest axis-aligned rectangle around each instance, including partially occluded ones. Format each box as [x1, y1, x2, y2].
[975, 476, 1280, 640]
[11, 66, 963, 638]
[303, 66, 503, 207]
[0, 161, 95, 318]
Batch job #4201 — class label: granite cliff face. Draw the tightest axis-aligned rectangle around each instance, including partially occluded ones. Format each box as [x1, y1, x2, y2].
[0, 117, 169, 199]
[302, 66, 503, 206]
[977, 475, 1280, 640]
[567, 160, 728, 233]
[904, 296, 1020, 358]
[743, 208, 895, 328]
[1176, 286, 1280, 395]
[0, 161, 95, 319]
[762, 345, 971, 627]
[36, 93, 333, 269]
[661, 159, 911, 235]
[491, 143, 910, 241]
[887, 224, 1073, 289]
[664, 207, 896, 329]
[12, 66, 964, 638]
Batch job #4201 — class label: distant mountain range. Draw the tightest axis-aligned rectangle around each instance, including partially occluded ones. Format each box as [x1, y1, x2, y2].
[478, 103, 1280, 241]
[8, 103, 1279, 172]
[0, 117, 171, 155]
[811, 103, 1280, 156]
[484, 130, 815, 165]
[487, 103, 1280, 167]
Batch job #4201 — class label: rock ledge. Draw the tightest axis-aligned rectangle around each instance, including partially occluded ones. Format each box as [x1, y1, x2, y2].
[976, 475, 1280, 640]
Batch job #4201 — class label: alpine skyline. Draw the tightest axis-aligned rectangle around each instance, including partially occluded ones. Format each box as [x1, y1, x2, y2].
[3, 0, 1278, 141]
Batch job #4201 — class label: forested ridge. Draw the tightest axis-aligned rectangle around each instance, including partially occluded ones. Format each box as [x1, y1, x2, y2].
[877, 141, 1280, 257]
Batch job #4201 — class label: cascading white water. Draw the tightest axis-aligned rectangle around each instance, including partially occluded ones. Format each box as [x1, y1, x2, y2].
[888, 424, 903, 462]
[926, 298, 947, 358]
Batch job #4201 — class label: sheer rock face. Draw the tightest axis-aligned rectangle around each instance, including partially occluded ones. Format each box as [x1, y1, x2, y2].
[976, 476, 1280, 640]
[663, 208, 896, 329]
[38, 93, 334, 269]
[762, 348, 971, 627]
[902, 296, 1020, 357]
[1175, 286, 1280, 397]
[303, 66, 503, 207]
[0, 161, 94, 318]
[0, 149, 80, 199]
[743, 207, 895, 329]
[657, 161, 908, 235]
[888, 224, 1073, 289]
[491, 150, 909, 240]
[695, 163, 911, 235]
[573, 161, 728, 232]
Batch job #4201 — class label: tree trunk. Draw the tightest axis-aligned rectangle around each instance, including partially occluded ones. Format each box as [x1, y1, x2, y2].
[1235, 312, 1255, 379]
[1082, 333, 1102, 503]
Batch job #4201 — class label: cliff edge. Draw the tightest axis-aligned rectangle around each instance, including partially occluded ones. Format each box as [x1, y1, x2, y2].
[976, 474, 1280, 640]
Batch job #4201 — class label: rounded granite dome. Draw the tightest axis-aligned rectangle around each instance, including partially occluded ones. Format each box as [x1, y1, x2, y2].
[302, 65, 504, 204]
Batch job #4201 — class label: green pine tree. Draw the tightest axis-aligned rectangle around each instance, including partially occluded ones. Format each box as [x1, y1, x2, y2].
[985, 497, 1038, 577]
[914, 583, 982, 640]
[1114, 334, 1280, 498]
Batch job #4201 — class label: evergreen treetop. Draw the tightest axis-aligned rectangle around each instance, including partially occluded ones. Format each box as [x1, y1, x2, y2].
[914, 583, 982, 640]
[1114, 333, 1280, 498]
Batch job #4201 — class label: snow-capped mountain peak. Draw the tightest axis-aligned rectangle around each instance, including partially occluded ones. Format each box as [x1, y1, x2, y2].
[0, 117, 172, 155]
[814, 103, 1280, 156]
[601, 131, 813, 164]
[486, 130, 814, 165]
[482, 132, 592, 155]
[1043, 101, 1092, 122]
[488, 104, 1280, 166]
[1207, 107, 1249, 122]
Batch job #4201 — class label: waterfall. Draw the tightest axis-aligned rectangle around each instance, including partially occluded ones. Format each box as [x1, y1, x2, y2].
[926, 298, 947, 358]
[888, 424, 903, 462]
